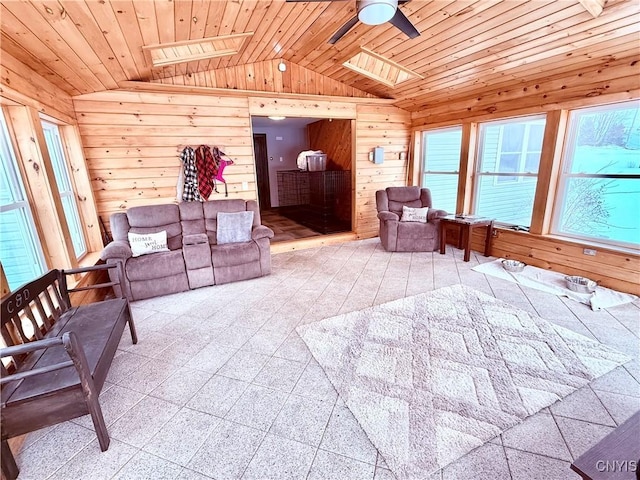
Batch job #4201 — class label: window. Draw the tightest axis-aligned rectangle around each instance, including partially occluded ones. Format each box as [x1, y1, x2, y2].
[0, 114, 46, 290]
[495, 122, 544, 183]
[553, 101, 640, 248]
[474, 115, 546, 227]
[421, 126, 462, 214]
[41, 121, 86, 258]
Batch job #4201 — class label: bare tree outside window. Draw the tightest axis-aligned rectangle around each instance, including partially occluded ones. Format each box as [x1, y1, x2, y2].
[554, 101, 640, 248]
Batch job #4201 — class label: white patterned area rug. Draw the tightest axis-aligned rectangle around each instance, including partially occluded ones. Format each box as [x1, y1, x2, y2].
[296, 285, 630, 480]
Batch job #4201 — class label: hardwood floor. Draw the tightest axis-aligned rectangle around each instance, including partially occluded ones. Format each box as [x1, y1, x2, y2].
[260, 209, 322, 243]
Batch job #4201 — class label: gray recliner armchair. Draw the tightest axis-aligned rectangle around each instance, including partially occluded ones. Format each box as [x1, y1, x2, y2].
[376, 186, 448, 252]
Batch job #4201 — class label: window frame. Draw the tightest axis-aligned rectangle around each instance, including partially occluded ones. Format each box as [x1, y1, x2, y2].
[0, 112, 47, 289]
[551, 100, 640, 250]
[41, 119, 87, 259]
[420, 125, 463, 214]
[1, 102, 103, 292]
[472, 114, 547, 227]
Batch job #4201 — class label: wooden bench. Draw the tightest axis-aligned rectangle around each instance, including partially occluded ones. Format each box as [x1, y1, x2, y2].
[570, 410, 640, 479]
[0, 264, 137, 480]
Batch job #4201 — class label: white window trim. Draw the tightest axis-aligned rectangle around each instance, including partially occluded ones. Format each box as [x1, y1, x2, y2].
[41, 120, 87, 259]
[420, 126, 463, 214]
[0, 114, 47, 286]
[551, 101, 640, 250]
[472, 114, 546, 225]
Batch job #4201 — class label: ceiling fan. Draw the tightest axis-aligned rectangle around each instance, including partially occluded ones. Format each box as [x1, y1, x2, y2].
[286, 0, 420, 44]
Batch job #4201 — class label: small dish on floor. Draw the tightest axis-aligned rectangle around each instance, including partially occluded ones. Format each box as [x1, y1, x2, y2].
[502, 259, 526, 273]
[565, 275, 598, 293]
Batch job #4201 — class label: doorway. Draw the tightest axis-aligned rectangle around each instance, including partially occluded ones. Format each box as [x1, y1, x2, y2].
[251, 116, 354, 243]
[252, 134, 270, 210]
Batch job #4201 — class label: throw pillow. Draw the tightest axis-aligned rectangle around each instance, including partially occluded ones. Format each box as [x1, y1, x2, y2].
[217, 211, 254, 244]
[401, 205, 429, 223]
[128, 231, 170, 257]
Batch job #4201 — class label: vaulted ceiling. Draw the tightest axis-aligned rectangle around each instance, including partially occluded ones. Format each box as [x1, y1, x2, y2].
[1, 0, 639, 112]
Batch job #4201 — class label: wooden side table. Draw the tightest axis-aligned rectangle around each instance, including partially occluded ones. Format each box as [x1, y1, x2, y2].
[570, 410, 639, 480]
[439, 215, 494, 262]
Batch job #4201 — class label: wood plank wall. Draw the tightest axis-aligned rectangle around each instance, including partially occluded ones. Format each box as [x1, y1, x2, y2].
[467, 228, 639, 296]
[307, 119, 352, 170]
[151, 59, 376, 98]
[73, 88, 409, 240]
[72, 90, 256, 231]
[355, 105, 412, 238]
[411, 55, 640, 127]
[0, 49, 76, 123]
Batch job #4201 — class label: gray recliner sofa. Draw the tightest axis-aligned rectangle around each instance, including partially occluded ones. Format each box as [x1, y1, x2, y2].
[100, 199, 274, 301]
[376, 186, 448, 252]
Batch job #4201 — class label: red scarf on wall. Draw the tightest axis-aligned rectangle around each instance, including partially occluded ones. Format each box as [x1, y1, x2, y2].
[195, 145, 216, 200]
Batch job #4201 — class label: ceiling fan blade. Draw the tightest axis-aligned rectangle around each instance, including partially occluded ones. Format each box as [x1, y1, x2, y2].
[389, 7, 420, 39]
[328, 15, 360, 44]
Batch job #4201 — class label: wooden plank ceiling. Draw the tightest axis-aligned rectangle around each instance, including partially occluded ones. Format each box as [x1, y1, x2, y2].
[1, 0, 639, 112]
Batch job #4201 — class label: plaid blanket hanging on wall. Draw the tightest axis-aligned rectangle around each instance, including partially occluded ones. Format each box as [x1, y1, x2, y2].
[180, 145, 233, 201]
[195, 144, 216, 200]
[180, 146, 202, 202]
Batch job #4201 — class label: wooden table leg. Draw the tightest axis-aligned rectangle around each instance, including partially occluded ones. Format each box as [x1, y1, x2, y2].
[484, 221, 494, 257]
[1, 440, 19, 480]
[463, 224, 472, 262]
[440, 221, 447, 254]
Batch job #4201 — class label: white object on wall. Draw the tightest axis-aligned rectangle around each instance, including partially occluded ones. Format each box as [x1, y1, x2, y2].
[371, 147, 384, 164]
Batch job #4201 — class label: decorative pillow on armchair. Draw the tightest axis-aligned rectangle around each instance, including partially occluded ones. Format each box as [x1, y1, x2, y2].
[401, 206, 429, 223]
[128, 231, 170, 257]
[217, 211, 254, 244]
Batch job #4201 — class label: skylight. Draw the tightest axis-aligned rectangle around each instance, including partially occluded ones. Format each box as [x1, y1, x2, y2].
[342, 47, 423, 88]
[143, 33, 254, 68]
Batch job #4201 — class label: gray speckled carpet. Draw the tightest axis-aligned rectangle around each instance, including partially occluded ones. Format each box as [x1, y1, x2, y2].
[297, 284, 629, 480]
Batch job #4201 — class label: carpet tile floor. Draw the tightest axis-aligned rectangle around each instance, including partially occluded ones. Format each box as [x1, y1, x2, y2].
[11, 238, 640, 480]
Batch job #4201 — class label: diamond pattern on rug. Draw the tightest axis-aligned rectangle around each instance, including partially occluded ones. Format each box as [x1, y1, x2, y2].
[296, 284, 630, 480]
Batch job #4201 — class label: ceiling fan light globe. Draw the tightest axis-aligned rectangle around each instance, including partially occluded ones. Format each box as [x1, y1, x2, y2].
[358, 0, 397, 25]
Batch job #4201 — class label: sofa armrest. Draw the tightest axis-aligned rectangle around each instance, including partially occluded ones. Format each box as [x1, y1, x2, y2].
[252, 225, 274, 240]
[100, 241, 132, 261]
[183, 233, 209, 246]
[428, 209, 448, 221]
[377, 211, 399, 222]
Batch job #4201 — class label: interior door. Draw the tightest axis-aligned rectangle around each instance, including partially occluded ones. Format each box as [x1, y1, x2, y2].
[253, 134, 271, 210]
